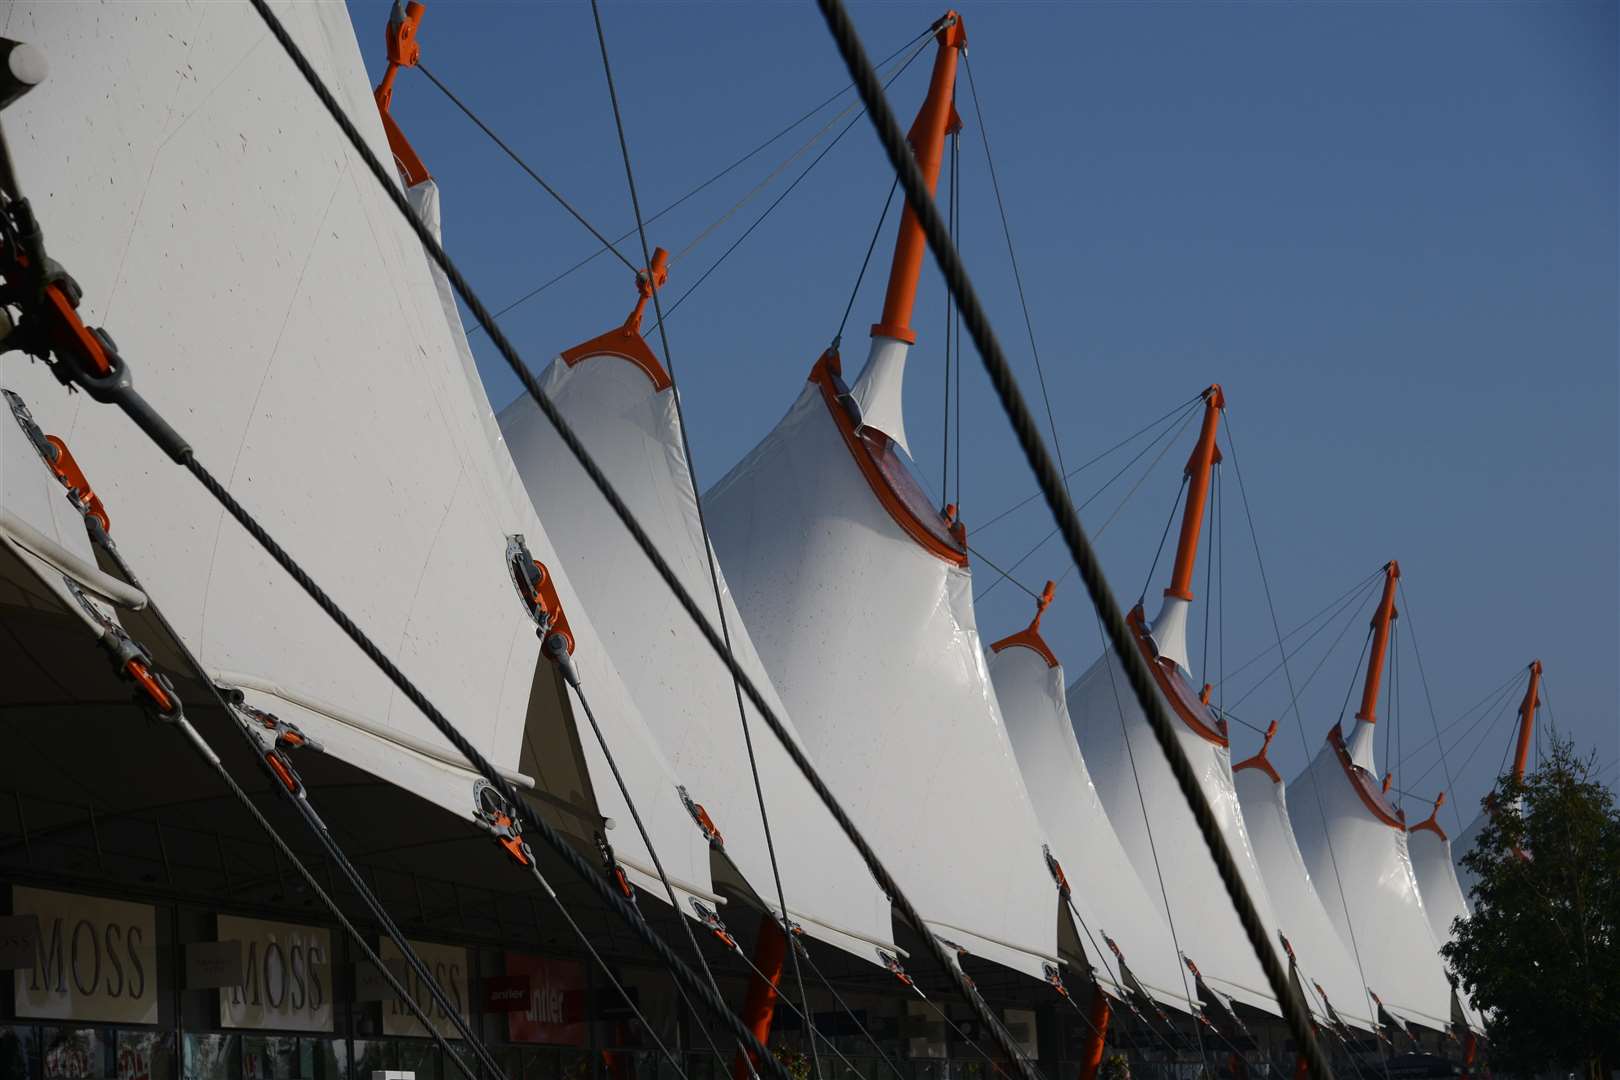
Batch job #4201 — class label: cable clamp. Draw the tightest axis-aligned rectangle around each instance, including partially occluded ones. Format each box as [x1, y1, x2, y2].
[472, 777, 533, 869]
[677, 785, 724, 850]
[3, 388, 112, 533]
[0, 199, 190, 461]
[506, 534, 578, 685]
[878, 949, 913, 988]
[235, 699, 323, 755]
[687, 899, 737, 950]
[594, 831, 637, 904]
[1041, 962, 1069, 999]
[771, 913, 809, 959]
[1042, 843, 1070, 899]
[97, 625, 181, 722]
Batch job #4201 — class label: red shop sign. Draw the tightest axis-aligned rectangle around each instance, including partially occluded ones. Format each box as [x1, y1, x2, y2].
[504, 954, 586, 1046]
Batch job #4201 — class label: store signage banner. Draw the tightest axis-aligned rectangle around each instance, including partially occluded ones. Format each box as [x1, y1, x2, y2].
[504, 953, 585, 1046]
[216, 915, 333, 1032]
[381, 938, 469, 1039]
[484, 974, 531, 1013]
[12, 885, 159, 1024]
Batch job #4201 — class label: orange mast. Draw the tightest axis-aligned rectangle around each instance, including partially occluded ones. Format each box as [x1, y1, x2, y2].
[1164, 385, 1225, 602]
[1355, 561, 1401, 724]
[869, 13, 967, 344]
[1510, 660, 1543, 781]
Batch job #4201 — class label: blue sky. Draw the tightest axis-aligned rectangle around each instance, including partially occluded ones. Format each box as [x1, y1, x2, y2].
[349, 1, 1618, 817]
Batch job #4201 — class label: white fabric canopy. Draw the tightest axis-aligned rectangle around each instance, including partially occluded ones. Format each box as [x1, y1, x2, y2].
[0, 0, 709, 906]
[1232, 747, 1377, 1030]
[1068, 596, 1289, 1016]
[987, 634, 1195, 1012]
[704, 352, 1061, 981]
[1287, 721, 1459, 1031]
[497, 343, 896, 961]
[1408, 813, 1483, 1030]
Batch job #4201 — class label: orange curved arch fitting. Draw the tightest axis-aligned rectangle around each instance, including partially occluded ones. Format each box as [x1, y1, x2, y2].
[1409, 792, 1447, 840]
[1327, 724, 1405, 830]
[1127, 603, 1228, 746]
[810, 349, 967, 568]
[1232, 720, 1281, 783]
[989, 580, 1059, 668]
[560, 248, 674, 392]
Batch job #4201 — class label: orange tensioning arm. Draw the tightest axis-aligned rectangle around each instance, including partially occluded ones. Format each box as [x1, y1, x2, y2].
[1510, 659, 1543, 780]
[373, 1, 430, 187]
[870, 13, 967, 345]
[1164, 385, 1225, 602]
[1355, 561, 1400, 723]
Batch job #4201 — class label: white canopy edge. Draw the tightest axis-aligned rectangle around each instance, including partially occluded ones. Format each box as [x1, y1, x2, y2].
[1287, 732, 1458, 1027]
[214, 670, 535, 791]
[1068, 594, 1289, 1019]
[1232, 765, 1378, 1031]
[0, 508, 146, 611]
[926, 920, 1063, 985]
[987, 640, 1196, 1015]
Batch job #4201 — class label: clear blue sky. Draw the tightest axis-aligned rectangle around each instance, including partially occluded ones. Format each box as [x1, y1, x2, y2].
[349, 1, 1618, 820]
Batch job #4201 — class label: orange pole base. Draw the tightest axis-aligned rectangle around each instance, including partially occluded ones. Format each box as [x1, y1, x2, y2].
[732, 915, 789, 1080]
[1077, 992, 1111, 1080]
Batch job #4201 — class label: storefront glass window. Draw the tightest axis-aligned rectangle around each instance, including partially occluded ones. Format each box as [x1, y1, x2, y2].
[182, 1033, 238, 1080]
[42, 1028, 104, 1080]
[0, 1027, 41, 1080]
[114, 1031, 173, 1080]
[392, 1041, 439, 1080]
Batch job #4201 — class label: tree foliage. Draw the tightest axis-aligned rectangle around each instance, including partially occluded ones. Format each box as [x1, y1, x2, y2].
[1444, 737, 1619, 1078]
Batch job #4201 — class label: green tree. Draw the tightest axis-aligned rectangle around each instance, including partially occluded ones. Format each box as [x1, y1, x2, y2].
[1444, 736, 1619, 1078]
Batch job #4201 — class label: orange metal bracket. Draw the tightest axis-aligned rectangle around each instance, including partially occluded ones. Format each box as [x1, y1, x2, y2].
[810, 349, 967, 567]
[43, 435, 110, 533]
[373, 2, 431, 187]
[124, 657, 175, 716]
[1127, 603, 1228, 746]
[524, 559, 575, 655]
[1164, 385, 1224, 602]
[560, 248, 673, 392]
[990, 580, 1059, 668]
[870, 13, 967, 345]
[1327, 724, 1406, 829]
